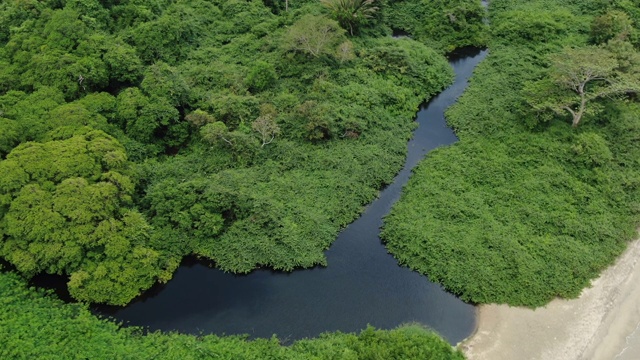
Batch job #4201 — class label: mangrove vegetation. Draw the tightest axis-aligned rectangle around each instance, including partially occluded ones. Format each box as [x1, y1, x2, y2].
[0, 269, 465, 359]
[0, 0, 485, 358]
[0, 0, 486, 306]
[2, 0, 639, 357]
[382, 0, 640, 307]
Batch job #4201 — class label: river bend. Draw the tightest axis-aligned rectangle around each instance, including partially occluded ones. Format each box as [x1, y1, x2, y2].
[92, 48, 488, 344]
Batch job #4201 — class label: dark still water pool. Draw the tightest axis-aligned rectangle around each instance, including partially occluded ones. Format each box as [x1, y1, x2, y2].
[92, 48, 488, 344]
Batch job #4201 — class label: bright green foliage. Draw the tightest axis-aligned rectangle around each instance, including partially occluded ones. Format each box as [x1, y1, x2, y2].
[0, 0, 46, 44]
[124, 3, 207, 64]
[6, 0, 635, 353]
[362, 38, 453, 92]
[382, 0, 640, 307]
[0, 0, 457, 292]
[47, 102, 109, 131]
[491, 7, 575, 43]
[320, 0, 379, 36]
[385, 0, 488, 52]
[0, 271, 465, 359]
[0, 131, 175, 305]
[75, 92, 118, 122]
[207, 94, 260, 130]
[199, 121, 259, 163]
[42, 8, 91, 51]
[611, 1, 640, 46]
[138, 34, 453, 272]
[571, 132, 613, 168]
[0, 4, 141, 100]
[0, 117, 19, 156]
[101, 38, 144, 83]
[291, 325, 465, 359]
[525, 45, 640, 127]
[1, 0, 461, 339]
[140, 62, 190, 107]
[200, 121, 233, 145]
[115, 87, 181, 146]
[246, 60, 277, 92]
[245, 103, 278, 145]
[0, 87, 66, 141]
[383, 134, 634, 305]
[0, 0, 479, 353]
[185, 109, 216, 127]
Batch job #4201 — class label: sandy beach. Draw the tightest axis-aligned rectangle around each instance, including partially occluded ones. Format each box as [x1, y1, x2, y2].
[461, 234, 640, 360]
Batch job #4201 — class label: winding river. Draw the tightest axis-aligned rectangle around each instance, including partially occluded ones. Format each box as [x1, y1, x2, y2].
[90, 48, 488, 344]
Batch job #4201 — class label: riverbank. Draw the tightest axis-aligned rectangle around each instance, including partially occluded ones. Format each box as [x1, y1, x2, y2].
[461, 233, 640, 360]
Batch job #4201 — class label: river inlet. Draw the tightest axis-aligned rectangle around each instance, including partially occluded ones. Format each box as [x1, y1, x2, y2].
[92, 48, 488, 344]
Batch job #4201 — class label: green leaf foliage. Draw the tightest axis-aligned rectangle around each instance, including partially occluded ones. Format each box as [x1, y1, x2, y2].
[282, 14, 347, 58]
[0, 131, 175, 305]
[246, 60, 278, 92]
[0, 117, 20, 157]
[3, 0, 635, 354]
[382, 0, 640, 307]
[385, 0, 489, 52]
[0, 271, 464, 359]
[0, 0, 469, 306]
[320, 0, 379, 36]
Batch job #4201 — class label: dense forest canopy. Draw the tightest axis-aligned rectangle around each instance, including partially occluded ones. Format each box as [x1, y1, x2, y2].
[2, 0, 639, 358]
[382, 0, 640, 307]
[0, 0, 487, 358]
[0, 0, 487, 306]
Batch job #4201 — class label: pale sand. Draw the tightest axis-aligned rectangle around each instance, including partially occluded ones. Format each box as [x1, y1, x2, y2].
[460, 234, 640, 360]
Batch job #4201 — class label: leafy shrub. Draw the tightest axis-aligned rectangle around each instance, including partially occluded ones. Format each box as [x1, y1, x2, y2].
[0, 131, 175, 305]
[571, 132, 613, 168]
[320, 0, 379, 36]
[590, 10, 634, 44]
[492, 8, 572, 43]
[385, 0, 488, 52]
[246, 60, 277, 92]
[282, 14, 346, 58]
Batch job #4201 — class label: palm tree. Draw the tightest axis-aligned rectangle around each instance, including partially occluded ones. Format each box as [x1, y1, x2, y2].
[320, 0, 378, 36]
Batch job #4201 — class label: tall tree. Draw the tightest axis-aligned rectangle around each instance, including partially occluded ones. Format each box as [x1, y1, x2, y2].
[282, 14, 346, 57]
[525, 46, 640, 127]
[321, 0, 378, 36]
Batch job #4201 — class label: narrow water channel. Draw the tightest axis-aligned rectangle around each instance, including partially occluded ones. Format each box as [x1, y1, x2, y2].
[92, 48, 488, 344]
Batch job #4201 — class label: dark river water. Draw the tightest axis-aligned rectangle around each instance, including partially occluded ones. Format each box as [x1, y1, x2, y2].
[87, 48, 488, 344]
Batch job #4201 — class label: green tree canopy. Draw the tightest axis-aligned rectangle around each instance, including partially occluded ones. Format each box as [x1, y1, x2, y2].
[320, 0, 379, 36]
[525, 45, 640, 127]
[0, 130, 174, 305]
[282, 14, 347, 58]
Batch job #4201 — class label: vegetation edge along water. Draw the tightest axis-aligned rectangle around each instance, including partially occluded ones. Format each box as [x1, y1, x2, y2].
[0, 269, 465, 360]
[7, 0, 637, 357]
[382, 0, 640, 307]
[0, 0, 487, 306]
[0, 0, 485, 358]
